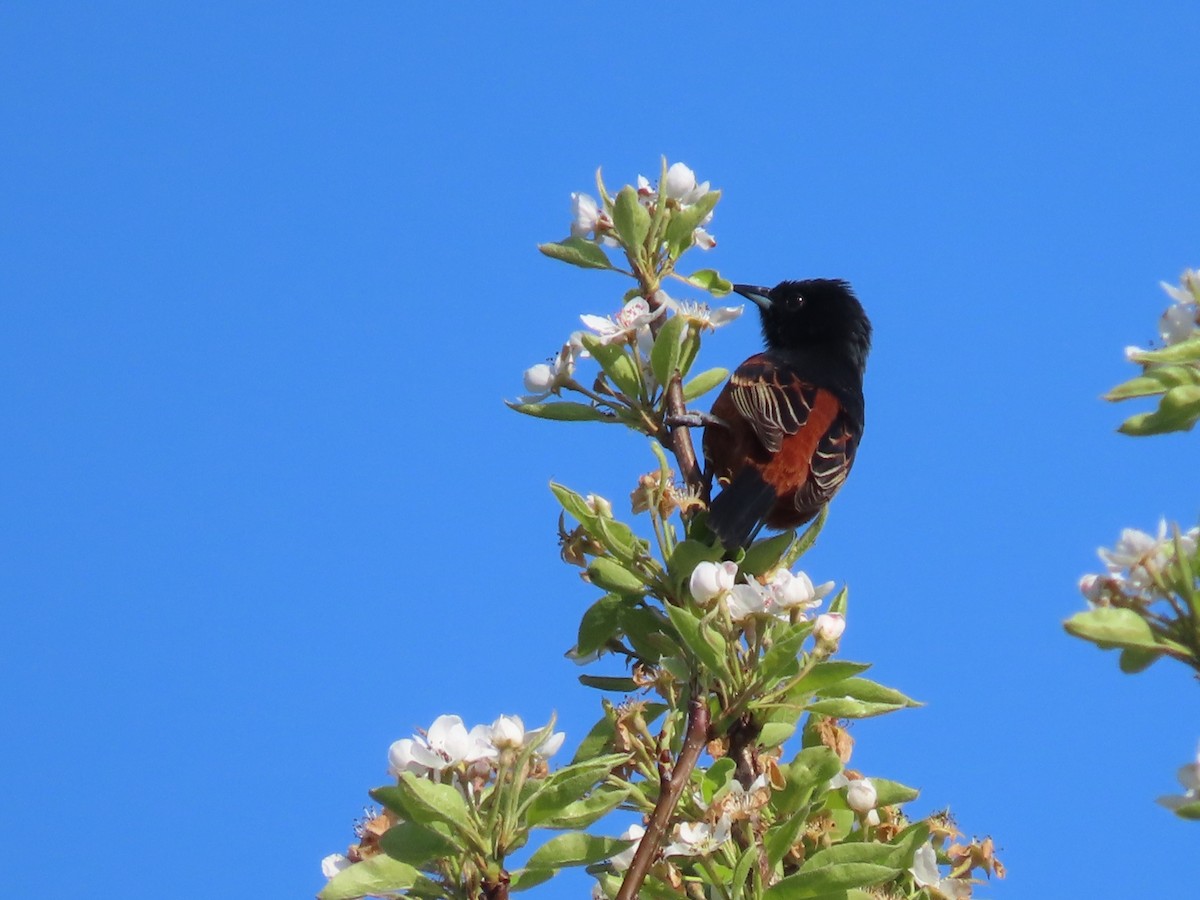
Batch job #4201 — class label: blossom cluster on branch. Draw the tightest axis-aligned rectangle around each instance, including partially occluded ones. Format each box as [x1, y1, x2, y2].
[1065, 267, 1200, 822]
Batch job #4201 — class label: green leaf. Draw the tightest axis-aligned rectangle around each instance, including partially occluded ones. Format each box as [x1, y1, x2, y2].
[682, 367, 729, 401]
[1126, 335, 1200, 365]
[379, 820, 459, 867]
[524, 753, 630, 825]
[373, 775, 478, 842]
[1170, 800, 1200, 820]
[741, 530, 798, 577]
[789, 661, 872, 696]
[619, 604, 671, 662]
[700, 757, 738, 803]
[593, 516, 643, 563]
[538, 236, 613, 270]
[804, 697, 905, 719]
[580, 333, 644, 400]
[782, 506, 828, 568]
[665, 603, 728, 678]
[317, 854, 436, 900]
[587, 557, 645, 594]
[767, 833, 927, 899]
[651, 312, 689, 388]
[508, 867, 557, 892]
[550, 482, 596, 523]
[1119, 383, 1200, 435]
[1106, 363, 1200, 400]
[771, 747, 843, 817]
[524, 832, 629, 871]
[570, 710, 616, 764]
[871, 777, 919, 806]
[530, 784, 631, 829]
[758, 624, 810, 685]
[506, 400, 615, 423]
[578, 594, 626, 658]
[612, 186, 651, 257]
[683, 268, 734, 295]
[731, 842, 760, 896]
[578, 674, 639, 691]
[821, 677, 921, 708]
[765, 809, 811, 868]
[760, 721, 798, 747]
[766, 861, 898, 899]
[664, 190, 721, 258]
[827, 584, 848, 616]
[1064, 607, 1159, 650]
[1119, 646, 1163, 673]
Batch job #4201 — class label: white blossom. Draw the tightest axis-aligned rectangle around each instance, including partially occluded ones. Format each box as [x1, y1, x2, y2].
[690, 560, 737, 605]
[662, 815, 732, 857]
[910, 843, 972, 899]
[1159, 271, 1200, 345]
[580, 297, 665, 345]
[570, 192, 617, 246]
[846, 777, 877, 814]
[663, 293, 742, 329]
[490, 715, 525, 750]
[388, 737, 428, 777]
[407, 714, 496, 773]
[521, 340, 581, 401]
[769, 569, 833, 612]
[321, 853, 351, 879]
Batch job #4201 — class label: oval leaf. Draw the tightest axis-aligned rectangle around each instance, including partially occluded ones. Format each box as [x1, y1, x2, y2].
[538, 236, 612, 270]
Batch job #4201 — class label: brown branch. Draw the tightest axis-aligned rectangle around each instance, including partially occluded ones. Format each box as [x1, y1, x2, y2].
[616, 689, 710, 900]
[482, 870, 509, 900]
[665, 372, 704, 495]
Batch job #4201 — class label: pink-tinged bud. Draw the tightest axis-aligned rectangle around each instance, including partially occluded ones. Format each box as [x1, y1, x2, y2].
[846, 777, 877, 814]
[689, 560, 737, 605]
[813, 612, 846, 643]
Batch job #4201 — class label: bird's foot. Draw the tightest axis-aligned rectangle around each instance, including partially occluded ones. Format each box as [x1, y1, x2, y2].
[666, 412, 727, 429]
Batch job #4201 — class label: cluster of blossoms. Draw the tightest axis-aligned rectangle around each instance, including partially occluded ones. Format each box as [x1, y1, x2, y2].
[689, 558, 842, 634]
[321, 714, 565, 883]
[1126, 269, 1200, 359]
[387, 713, 565, 780]
[521, 290, 741, 403]
[1078, 520, 1199, 606]
[572, 162, 718, 251]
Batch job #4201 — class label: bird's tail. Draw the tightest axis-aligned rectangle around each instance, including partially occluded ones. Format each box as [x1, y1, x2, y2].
[708, 469, 776, 549]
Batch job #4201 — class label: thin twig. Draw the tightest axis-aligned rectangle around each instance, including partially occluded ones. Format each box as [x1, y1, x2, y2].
[616, 690, 711, 900]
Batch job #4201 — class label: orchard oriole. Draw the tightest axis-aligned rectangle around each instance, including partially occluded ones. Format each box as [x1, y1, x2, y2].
[703, 279, 871, 548]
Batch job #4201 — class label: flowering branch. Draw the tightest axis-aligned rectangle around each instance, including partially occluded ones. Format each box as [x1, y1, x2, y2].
[1067, 266, 1200, 821]
[319, 159, 1003, 900]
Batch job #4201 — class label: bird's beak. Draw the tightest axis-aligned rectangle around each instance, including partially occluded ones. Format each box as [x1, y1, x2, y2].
[732, 284, 773, 310]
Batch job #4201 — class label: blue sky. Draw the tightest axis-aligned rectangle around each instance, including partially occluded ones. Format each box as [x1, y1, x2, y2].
[3, 3, 1199, 897]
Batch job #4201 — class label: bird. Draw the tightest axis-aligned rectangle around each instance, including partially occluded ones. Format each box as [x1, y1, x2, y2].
[702, 279, 871, 549]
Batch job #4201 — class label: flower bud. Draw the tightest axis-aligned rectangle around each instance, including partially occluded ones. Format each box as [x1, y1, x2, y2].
[490, 715, 525, 750]
[689, 560, 737, 605]
[813, 612, 846, 643]
[523, 363, 555, 394]
[846, 777, 877, 814]
[586, 494, 614, 518]
[664, 162, 697, 200]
